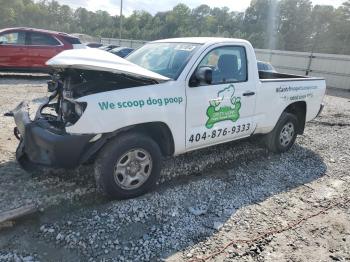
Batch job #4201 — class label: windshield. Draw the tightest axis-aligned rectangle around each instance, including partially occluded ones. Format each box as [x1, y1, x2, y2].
[110, 47, 123, 52]
[126, 42, 201, 80]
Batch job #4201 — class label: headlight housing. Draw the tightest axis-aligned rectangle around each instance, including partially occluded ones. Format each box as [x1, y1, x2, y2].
[61, 100, 87, 126]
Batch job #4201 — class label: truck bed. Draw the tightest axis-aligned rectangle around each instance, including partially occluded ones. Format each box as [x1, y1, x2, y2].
[259, 71, 322, 82]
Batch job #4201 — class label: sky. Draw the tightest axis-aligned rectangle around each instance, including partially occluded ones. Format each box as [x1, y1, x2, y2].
[54, 0, 346, 16]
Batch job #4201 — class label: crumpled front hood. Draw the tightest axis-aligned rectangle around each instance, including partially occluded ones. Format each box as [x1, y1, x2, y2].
[46, 48, 170, 82]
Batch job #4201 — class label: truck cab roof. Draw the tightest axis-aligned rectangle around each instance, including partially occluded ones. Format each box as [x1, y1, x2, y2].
[152, 37, 251, 46]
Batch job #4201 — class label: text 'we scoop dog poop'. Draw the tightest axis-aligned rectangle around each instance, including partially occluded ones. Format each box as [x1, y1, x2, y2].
[98, 96, 184, 111]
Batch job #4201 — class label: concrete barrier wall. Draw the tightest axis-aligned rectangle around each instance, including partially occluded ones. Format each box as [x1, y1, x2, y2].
[98, 38, 350, 90]
[255, 49, 350, 90]
[101, 38, 147, 48]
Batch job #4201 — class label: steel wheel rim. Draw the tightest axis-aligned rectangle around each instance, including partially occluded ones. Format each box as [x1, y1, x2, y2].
[114, 148, 153, 190]
[279, 122, 295, 147]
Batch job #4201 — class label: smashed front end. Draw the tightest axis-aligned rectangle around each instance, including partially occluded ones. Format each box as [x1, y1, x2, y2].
[6, 48, 168, 171]
[8, 68, 159, 171]
[9, 71, 95, 170]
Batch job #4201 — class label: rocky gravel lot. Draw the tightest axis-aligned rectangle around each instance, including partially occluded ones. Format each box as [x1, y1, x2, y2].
[0, 77, 349, 262]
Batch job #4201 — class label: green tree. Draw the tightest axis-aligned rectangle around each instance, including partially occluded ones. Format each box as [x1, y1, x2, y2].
[328, 1, 350, 54]
[243, 0, 277, 49]
[309, 5, 335, 53]
[0, 0, 349, 55]
[278, 0, 313, 51]
[0, 0, 24, 27]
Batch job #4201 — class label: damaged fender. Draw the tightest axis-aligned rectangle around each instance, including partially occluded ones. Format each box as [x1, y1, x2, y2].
[10, 101, 96, 170]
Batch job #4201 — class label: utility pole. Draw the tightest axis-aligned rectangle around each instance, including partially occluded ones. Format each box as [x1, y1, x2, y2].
[306, 30, 319, 76]
[217, 25, 223, 36]
[119, 0, 123, 40]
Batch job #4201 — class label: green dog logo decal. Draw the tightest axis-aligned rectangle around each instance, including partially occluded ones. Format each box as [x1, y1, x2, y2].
[206, 84, 241, 129]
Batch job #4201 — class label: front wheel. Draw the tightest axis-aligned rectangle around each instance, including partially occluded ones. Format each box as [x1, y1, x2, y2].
[94, 133, 162, 199]
[264, 112, 299, 153]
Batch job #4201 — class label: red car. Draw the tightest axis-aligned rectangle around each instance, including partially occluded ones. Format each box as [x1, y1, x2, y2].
[0, 27, 85, 72]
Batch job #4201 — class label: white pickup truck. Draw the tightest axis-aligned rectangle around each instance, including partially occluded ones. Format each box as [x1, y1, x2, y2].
[9, 37, 326, 199]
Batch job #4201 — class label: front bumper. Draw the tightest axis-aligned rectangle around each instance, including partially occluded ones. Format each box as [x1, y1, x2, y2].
[12, 102, 95, 170]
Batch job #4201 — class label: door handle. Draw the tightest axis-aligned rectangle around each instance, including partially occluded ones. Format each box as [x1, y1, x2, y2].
[243, 92, 255, 97]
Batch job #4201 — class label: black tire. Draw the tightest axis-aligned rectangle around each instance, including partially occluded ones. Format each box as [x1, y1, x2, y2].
[94, 132, 162, 199]
[264, 112, 299, 153]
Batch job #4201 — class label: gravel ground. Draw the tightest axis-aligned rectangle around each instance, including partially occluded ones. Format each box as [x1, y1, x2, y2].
[0, 78, 349, 262]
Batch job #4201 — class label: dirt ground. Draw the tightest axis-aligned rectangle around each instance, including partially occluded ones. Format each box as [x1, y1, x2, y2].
[0, 77, 349, 262]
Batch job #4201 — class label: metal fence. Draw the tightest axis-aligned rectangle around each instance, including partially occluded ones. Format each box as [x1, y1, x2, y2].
[255, 49, 350, 91]
[97, 38, 350, 91]
[100, 38, 147, 48]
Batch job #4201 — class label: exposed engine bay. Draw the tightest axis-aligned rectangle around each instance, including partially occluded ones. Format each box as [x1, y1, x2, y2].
[5, 68, 161, 169]
[40, 69, 159, 129]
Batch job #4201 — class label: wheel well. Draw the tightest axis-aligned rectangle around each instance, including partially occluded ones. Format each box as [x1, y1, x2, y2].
[80, 122, 175, 165]
[284, 101, 307, 134]
[125, 122, 175, 156]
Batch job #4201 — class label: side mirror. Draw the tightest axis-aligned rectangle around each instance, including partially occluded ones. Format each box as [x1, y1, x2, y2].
[190, 66, 213, 87]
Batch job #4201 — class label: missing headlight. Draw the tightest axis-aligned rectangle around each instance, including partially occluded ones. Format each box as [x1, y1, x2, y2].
[61, 100, 87, 126]
[47, 72, 63, 93]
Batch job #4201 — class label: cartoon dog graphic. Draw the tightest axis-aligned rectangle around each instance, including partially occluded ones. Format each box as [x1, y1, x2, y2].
[206, 84, 241, 128]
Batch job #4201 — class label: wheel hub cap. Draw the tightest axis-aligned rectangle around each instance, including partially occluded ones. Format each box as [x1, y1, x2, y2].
[114, 149, 152, 190]
[128, 161, 140, 174]
[279, 122, 295, 147]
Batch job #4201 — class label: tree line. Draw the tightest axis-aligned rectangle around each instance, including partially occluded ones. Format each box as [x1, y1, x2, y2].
[1, 0, 350, 55]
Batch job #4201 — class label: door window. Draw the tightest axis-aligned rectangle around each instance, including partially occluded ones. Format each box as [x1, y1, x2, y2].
[196, 46, 248, 85]
[0, 31, 25, 45]
[28, 32, 60, 46]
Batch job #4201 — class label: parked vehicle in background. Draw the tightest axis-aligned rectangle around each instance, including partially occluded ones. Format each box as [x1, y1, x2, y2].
[99, 44, 119, 51]
[0, 27, 85, 72]
[85, 42, 103, 48]
[109, 47, 134, 58]
[258, 61, 277, 72]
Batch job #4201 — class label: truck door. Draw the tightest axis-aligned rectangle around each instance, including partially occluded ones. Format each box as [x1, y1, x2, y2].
[185, 45, 257, 150]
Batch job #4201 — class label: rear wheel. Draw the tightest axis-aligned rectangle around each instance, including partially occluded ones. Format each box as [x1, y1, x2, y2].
[264, 112, 298, 153]
[94, 132, 162, 199]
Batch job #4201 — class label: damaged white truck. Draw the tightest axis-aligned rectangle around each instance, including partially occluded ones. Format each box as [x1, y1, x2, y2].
[8, 37, 326, 199]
